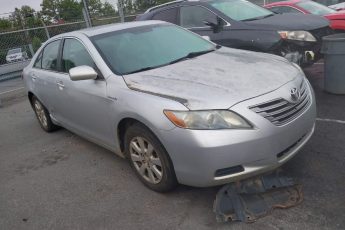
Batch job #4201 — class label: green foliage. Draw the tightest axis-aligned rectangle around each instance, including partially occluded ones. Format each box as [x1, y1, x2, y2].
[41, 0, 83, 22]
[100, 2, 117, 16]
[59, 0, 83, 21]
[32, 37, 42, 52]
[0, 19, 12, 31]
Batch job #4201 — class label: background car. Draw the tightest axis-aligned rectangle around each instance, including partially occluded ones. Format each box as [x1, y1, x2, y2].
[329, 2, 345, 10]
[23, 21, 316, 192]
[136, 0, 333, 66]
[6, 48, 28, 63]
[265, 0, 345, 32]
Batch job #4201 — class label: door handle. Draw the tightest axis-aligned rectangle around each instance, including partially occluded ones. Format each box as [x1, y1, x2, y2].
[31, 74, 37, 81]
[56, 81, 65, 90]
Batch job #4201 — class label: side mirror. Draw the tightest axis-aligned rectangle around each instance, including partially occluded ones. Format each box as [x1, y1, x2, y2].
[69, 65, 98, 81]
[203, 17, 225, 33]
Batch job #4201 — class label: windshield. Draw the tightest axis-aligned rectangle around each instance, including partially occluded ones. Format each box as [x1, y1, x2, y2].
[296, 1, 336, 15]
[8, 48, 21, 55]
[91, 24, 215, 75]
[210, 0, 274, 21]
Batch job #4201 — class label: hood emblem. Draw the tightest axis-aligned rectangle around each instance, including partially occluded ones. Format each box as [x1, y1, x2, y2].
[290, 87, 301, 102]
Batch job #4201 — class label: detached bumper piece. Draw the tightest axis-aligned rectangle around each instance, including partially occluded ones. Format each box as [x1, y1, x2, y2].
[213, 170, 303, 223]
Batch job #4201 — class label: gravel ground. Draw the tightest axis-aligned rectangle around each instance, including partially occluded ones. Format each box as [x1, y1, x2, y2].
[0, 64, 344, 230]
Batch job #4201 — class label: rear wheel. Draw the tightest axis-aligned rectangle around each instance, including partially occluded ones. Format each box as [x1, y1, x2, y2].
[31, 96, 59, 132]
[125, 123, 177, 192]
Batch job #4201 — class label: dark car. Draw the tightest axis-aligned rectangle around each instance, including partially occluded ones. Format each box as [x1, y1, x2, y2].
[137, 0, 333, 66]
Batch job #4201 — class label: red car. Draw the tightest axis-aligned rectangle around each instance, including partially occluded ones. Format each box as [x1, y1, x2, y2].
[265, 0, 345, 32]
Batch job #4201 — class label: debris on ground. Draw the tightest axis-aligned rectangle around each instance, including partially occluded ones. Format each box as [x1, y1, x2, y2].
[213, 170, 303, 223]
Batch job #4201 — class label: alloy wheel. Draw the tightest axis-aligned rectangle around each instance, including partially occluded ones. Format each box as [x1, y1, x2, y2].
[129, 137, 163, 184]
[34, 100, 48, 129]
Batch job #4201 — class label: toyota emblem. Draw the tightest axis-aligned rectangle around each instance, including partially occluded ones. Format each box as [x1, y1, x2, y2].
[290, 87, 301, 102]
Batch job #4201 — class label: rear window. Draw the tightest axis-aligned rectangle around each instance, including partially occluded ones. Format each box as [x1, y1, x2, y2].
[296, 1, 336, 15]
[152, 8, 179, 24]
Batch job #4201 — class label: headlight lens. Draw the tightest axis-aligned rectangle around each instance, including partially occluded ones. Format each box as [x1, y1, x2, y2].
[278, 31, 317, 42]
[164, 110, 252, 130]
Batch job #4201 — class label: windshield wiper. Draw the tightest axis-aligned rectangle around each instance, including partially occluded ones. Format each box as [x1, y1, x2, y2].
[123, 65, 164, 75]
[242, 14, 274, 21]
[123, 49, 217, 75]
[169, 49, 216, 65]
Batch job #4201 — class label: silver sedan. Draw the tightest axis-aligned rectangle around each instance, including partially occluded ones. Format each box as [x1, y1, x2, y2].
[23, 21, 316, 192]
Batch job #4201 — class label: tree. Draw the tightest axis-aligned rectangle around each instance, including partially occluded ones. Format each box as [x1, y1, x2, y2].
[87, 0, 103, 16]
[0, 19, 12, 31]
[41, 0, 83, 22]
[59, 0, 83, 21]
[100, 2, 116, 16]
[10, 6, 41, 29]
[41, 0, 60, 22]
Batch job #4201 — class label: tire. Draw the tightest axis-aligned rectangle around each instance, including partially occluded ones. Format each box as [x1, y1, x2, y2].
[31, 96, 59, 132]
[124, 123, 177, 192]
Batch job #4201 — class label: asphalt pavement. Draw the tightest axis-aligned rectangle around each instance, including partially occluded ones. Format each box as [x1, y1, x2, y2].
[0, 64, 344, 230]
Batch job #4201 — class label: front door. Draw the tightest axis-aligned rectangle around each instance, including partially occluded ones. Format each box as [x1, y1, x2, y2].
[179, 5, 228, 45]
[53, 38, 114, 146]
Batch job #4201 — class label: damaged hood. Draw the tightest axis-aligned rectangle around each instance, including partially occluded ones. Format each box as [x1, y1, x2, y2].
[244, 14, 330, 31]
[123, 47, 301, 110]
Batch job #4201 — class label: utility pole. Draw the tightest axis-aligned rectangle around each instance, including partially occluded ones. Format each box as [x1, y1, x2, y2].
[82, 0, 92, 27]
[117, 0, 125, 23]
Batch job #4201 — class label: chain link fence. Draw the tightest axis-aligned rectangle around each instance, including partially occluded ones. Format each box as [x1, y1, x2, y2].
[0, 10, 138, 81]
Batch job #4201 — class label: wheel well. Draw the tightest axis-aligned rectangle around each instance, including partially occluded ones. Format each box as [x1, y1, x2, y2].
[117, 118, 142, 154]
[28, 92, 34, 106]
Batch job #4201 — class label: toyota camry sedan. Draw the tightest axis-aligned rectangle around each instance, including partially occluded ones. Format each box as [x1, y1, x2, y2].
[23, 21, 316, 192]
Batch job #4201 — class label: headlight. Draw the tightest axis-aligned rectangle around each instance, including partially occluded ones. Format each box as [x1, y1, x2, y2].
[164, 110, 252, 130]
[278, 31, 317, 42]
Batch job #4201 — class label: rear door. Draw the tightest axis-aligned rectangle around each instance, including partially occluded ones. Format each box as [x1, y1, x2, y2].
[29, 39, 62, 112]
[53, 38, 114, 146]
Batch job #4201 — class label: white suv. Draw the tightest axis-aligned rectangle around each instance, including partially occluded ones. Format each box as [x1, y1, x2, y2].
[6, 48, 28, 63]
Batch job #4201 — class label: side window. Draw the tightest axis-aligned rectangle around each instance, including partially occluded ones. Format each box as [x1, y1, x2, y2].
[269, 6, 303, 14]
[180, 6, 218, 28]
[41, 40, 60, 71]
[33, 51, 43, 69]
[152, 8, 178, 24]
[62, 39, 96, 73]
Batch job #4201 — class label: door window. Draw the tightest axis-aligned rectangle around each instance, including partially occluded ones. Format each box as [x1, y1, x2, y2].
[33, 51, 43, 69]
[152, 8, 179, 24]
[62, 39, 96, 73]
[41, 40, 60, 71]
[180, 6, 219, 28]
[269, 6, 303, 14]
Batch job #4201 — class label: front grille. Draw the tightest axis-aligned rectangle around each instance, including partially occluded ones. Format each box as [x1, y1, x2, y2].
[249, 80, 311, 126]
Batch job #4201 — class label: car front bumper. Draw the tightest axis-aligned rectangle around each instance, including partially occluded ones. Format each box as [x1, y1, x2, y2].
[158, 78, 316, 187]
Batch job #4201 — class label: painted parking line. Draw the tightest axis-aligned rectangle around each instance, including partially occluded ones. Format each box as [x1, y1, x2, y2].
[314, 62, 324, 65]
[0, 87, 24, 95]
[316, 118, 345, 125]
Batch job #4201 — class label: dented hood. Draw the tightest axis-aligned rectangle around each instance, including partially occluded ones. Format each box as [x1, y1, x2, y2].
[123, 47, 300, 110]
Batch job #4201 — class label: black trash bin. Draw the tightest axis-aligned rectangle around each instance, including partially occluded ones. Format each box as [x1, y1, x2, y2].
[321, 33, 345, 94]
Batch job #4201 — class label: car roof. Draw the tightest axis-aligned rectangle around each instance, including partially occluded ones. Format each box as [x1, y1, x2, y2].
[265, 0, 306, 7]
[144, 0, 222, 13]
[54, 20, 167, 38]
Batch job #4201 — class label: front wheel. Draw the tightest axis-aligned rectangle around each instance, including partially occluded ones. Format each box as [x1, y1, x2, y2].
[125, 123, 177, 192]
